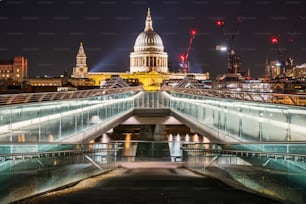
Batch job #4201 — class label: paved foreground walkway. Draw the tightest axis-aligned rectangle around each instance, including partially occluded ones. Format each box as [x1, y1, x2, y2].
[18, 162, 283, 204]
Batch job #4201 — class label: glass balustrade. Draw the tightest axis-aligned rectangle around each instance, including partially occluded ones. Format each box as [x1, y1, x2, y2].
[182, 142, 306, 204]
[0, 143, 119, 204]
[0, 92, 135, 143]
[169, 92, 306, 142]
[133, 91, 170, 109]
[1, 90, 306, 203]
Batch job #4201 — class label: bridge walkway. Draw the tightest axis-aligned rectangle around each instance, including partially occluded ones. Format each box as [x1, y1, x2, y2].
[17, 162, 282, 204]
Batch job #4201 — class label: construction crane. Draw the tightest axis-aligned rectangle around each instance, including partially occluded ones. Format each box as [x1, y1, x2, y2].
[270, 15, 302, 78]
[216, 18, 241, 74]
[179, 29, 197, 74]
[271, 36, 294, 74]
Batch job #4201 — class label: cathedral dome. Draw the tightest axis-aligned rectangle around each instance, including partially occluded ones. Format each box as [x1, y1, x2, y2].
[133, 9, 164, 52]
[134, 30, 164, 52]
[130, 8, 168, 73]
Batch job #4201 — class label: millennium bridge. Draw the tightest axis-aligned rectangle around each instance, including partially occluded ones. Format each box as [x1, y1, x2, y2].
[1, 79, 306, 204]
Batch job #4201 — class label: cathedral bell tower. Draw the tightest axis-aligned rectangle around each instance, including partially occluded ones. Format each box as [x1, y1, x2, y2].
[71, 42, 88, 78]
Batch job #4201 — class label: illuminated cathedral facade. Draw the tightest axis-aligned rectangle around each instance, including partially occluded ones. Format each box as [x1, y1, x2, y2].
[76, 8, 209, 91]
[130, 8, 168, 73]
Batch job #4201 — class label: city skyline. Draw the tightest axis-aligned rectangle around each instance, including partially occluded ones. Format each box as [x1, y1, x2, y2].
[0, 0, 305, 78]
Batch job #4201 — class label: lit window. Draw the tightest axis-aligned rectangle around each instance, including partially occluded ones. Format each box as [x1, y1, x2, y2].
[17, 69, 19, 72]
[16, 74, 20, 78]
[6, 74, 9, 77]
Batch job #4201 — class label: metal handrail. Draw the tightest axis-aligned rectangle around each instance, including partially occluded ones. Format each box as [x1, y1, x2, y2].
[181, 147, 306, 161]
[0, 86, 143, 105]
[162, 85, 306, 106]
[0, 147, 123, 161]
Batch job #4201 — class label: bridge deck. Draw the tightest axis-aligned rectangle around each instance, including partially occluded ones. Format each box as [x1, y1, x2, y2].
[18, 162, 282, 204]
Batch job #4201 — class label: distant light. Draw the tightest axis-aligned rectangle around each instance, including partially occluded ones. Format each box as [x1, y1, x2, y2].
[216, 20, 224, 27]
[276, 62, 281, 66]
[272, 37, 278, 44]
[216, 45, 227, 52]
[191, 29, 197, 36]
[179, 54, 185, 61]
[220, 46, 227, 52]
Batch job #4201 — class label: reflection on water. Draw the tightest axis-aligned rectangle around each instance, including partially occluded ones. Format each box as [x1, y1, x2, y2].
[203, 136, 210, 149]
[93, 143, 108, 162]
[175, 134, 181, 142]
[123, 133, 137, 162]
[124, 133, 131, 150]
[117, 133, 210, 162]
[185, 134, 190, 142]
[17, 134, 26, 142]
[193, 134, 199, 142]
[48, 134, 54, 142]
[168, 133, 173, 142]
[101, 134, 110, 143]
[203, 136, 210, 143]
[169, 139, 182, 162]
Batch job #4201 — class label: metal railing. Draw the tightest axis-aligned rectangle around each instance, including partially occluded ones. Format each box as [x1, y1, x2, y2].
[0, 147, 121, 162]
[182, 146, 306, 162]
[0, 142, 122, 203]
[0, 86, 143, 105]
[0, 142, 122, 161]
[182, 142, 306, 204]
[162, 85, 306, 106]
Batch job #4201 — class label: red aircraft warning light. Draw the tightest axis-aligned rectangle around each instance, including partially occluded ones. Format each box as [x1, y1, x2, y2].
[272, 37, 278, 44]
[179, 54, 185, 61]
[216, 20, 224, 27]
[191, 29, 197, 36]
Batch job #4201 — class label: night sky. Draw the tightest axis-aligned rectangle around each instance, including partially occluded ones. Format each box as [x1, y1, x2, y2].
[0, 0, 305, 78]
